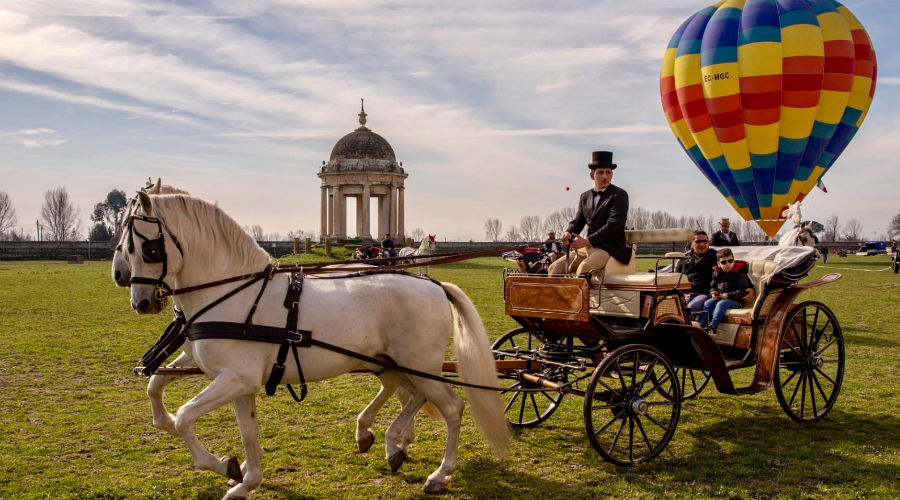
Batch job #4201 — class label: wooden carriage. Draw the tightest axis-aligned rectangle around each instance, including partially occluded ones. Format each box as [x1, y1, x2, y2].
[495, 230, 843, 465]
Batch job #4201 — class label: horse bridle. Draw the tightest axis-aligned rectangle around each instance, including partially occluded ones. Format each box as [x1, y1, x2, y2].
[123, 211, 184, 299]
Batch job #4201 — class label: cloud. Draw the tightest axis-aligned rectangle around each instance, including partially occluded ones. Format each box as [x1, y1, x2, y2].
[14, 128, 68, 148]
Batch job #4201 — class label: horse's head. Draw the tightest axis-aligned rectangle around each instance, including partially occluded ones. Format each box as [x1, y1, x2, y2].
[111, 179, 190, 287]
[120, 191, 184, 314]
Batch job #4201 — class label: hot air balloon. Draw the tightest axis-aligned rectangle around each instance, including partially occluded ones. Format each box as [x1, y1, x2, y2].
[660, 0, 877, 237]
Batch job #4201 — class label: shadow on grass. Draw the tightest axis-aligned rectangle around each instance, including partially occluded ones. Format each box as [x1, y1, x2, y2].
[843, 330, 900, 349]
[452, 410, 899, 499]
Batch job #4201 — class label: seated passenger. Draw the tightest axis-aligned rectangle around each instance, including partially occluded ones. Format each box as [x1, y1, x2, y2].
[542, 231, 563, 261]
[702, 248, 754, 332]
[674, 230, 716, 313]
[548, 151, 631, 275]
[381, 233, 398, 258]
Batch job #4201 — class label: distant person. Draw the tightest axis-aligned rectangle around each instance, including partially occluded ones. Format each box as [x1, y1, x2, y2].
[711, 217, 741, 246]
[542, 231, 563, 260]
[548, 151, 631, 275]
[702, 248, 754, 332]
[674, 230, 717, 313]
[381, 233, 397, 258]
[821, 244, 828, 264]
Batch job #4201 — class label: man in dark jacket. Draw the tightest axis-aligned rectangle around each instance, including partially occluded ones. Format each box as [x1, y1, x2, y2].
[711, 217, 741, 246]
[548, 151, 631, 275]
[675, 230, 717, 312]
[381, 233, 397, 258]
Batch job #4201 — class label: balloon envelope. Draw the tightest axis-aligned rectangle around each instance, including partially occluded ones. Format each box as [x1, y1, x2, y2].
[660, 0, 876, 237]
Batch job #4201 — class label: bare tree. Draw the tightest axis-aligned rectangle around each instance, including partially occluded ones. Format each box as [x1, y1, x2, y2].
[519, 215, 542, 242]
[286, 229, 316, 241]
[243, 224, 265, 241]
[410, 227, 425, 242]
[41, 187, 82, 241]
[824, 214, 840, 242]
[0, 191, 17, 237]
[503, 224, 521, 242]
[543, 211, 568, 236]
[483, 218, 502, 241]
[888, 211, 900, 241]
[628, 206, 650, 230]
[842, 219, 864, 241]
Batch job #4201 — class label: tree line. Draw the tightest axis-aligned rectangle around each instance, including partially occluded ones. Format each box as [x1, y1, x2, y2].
[484, 206, 900, 244]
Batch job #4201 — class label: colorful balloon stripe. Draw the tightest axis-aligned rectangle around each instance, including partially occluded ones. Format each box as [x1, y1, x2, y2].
[660, 0, 876, 237]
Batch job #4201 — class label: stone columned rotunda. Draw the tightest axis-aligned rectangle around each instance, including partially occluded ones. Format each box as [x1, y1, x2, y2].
[318, 101, 408, 241]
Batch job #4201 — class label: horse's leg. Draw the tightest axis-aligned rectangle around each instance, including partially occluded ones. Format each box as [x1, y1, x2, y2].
[223, 394, 262, 500]
[393, 387, 418, 450]
[382, 380, 426, 473]
[174, 372, 255, 485]
[147, 351, 194, 436]
[356, 379, 398, 453]
[406, 379, 464, 494]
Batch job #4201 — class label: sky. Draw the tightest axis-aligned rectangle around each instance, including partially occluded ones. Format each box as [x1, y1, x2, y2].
[1, 0, 898, 242]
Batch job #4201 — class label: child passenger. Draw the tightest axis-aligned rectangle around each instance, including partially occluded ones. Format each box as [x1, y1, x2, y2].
[702, 248, 754, 332]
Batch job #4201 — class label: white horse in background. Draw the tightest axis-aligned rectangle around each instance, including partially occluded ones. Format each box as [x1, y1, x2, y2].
[399, 234, 437, 274]
[112, 181, 430, 470]
[118, 192, 507, 498]
[778, 202, 818, 248]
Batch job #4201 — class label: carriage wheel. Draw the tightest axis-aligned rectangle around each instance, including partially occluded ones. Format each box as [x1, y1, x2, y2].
[492, 327, 568, 427]
[583, 344, 681, 466]
[657, 368, 711, 401]
[774, 301, 845, 423]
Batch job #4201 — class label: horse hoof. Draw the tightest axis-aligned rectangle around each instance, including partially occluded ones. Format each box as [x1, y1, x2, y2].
[388, 450, 407, 473]
[357, 433, 375, 453]
[223, 456, 243, 483]
[423, 479, 446, 493]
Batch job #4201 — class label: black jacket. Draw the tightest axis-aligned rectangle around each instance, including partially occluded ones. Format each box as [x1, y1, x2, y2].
[674, 249, 717, 294]
[709, 260, 753, 302]
[565, 184, 631, 264]
[711, 230, 740, 246]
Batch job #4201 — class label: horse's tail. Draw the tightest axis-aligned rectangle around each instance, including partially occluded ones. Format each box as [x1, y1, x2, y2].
[440, 282, 509, 457]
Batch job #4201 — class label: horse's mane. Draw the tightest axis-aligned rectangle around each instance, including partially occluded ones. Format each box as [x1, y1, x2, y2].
[149, 194, 272, 271]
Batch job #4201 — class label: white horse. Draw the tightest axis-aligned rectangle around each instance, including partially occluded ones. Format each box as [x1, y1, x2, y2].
[399, 234, 437, 274]
[779, 202, 817, 247]
[112, 181, 428, 466]
[119, 192, 507, 498]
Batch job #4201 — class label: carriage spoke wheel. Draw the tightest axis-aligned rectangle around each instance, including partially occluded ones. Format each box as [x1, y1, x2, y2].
[584, 344, 681, 466]
[774, 301, 845, 423]
[492, 327, 568, 427]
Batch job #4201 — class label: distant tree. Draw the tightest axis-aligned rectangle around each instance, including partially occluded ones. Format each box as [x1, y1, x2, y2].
[89, 223, 113, 241]
[888, 211, 900, 241]
[542, 211, 567, 236]
[503, 224, 521, 242]
[519, 215, 542, 242]
[90, 189, 128, 244]
[286, 229, 316, 241]
[410, 227, 425, 242]
[266, 232, 282, 242]
[824, 215, 840, 242]
[627, 206, 650, 230]
[243, 224, 265, 241]
[41, 187, 82, 241]
[483, 219, 502, 241]
[0, 191, 17, 238]
[842, 219, 864, 241]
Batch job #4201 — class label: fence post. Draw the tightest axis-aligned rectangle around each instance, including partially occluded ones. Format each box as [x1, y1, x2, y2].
[304, 238, 311, 253]
[293, 238, 299, 255]
[325, 238, 332, 257]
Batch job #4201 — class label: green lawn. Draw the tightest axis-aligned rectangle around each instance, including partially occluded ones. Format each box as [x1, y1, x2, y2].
[0, 253, 897, 499]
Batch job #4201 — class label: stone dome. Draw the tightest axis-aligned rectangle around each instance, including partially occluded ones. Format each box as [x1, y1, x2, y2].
[322, 104, 402, 174]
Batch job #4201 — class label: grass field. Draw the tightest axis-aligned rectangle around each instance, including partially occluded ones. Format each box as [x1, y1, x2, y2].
[0, 253, 897, 499]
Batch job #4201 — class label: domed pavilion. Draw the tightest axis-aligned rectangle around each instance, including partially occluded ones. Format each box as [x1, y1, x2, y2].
[318, 101, 408, 241]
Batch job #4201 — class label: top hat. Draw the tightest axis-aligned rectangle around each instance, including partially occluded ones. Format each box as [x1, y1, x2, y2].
[720, 217, 730, 224]
[588, 151, 617, 170]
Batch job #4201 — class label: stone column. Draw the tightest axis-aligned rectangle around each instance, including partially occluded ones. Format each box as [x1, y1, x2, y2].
[333, 185, 343, 238]
[378, 193, 389, 238]
[361, 184, 371, 239]
[327, 188, 334, 238]
[338, 192, 348, 238]
[320, 185, 328, 241]
[397, 185, 405, 239]
[355, 195, 363, 238]
[389, 184, 398, 237]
